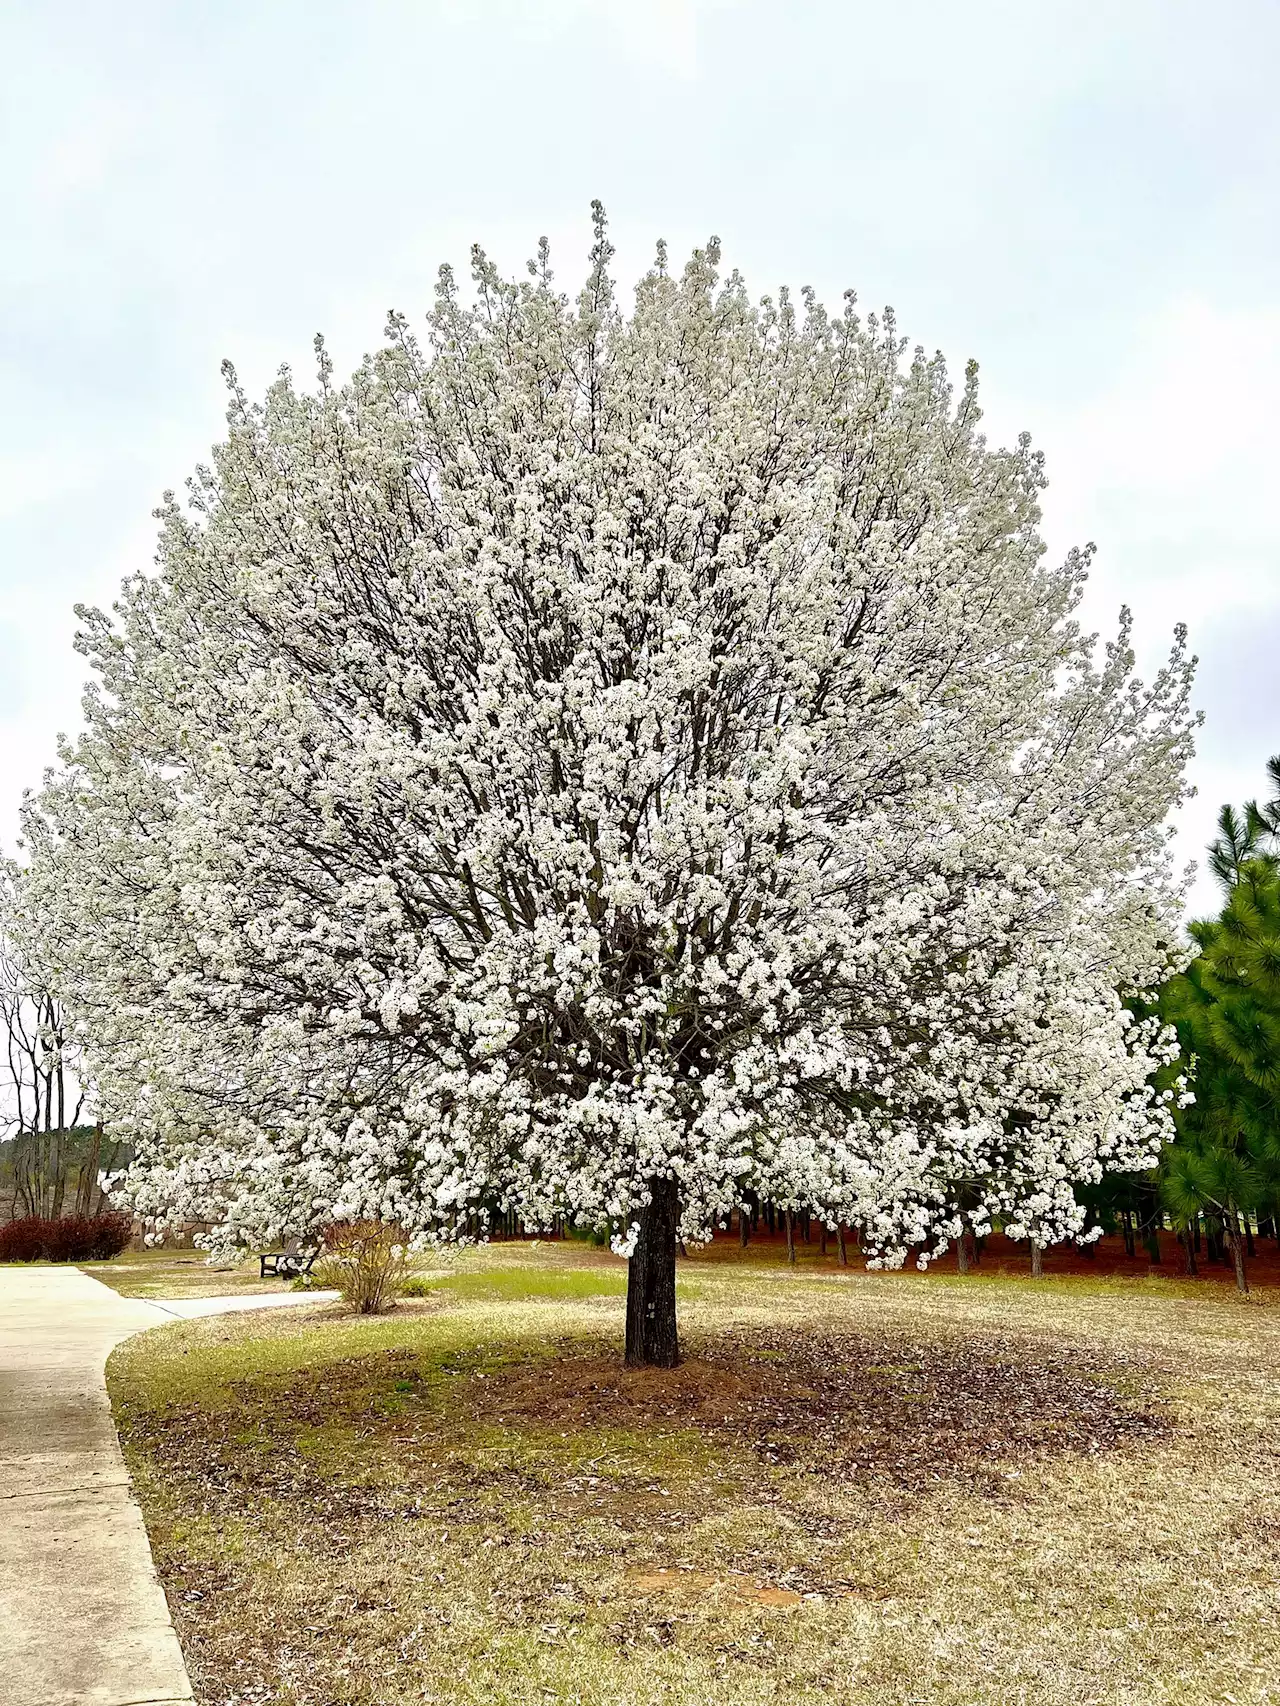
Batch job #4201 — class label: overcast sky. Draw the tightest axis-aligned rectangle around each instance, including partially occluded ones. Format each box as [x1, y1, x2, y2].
[2, 0, 1277, 917]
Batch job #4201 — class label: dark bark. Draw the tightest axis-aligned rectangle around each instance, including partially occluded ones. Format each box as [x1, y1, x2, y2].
[1180, 1227, 1197, 1276]
[955, 1229, 971, 1275]
[785, 1208, 796, 1265]
[739, 1204, 750, 1248]
[1207, 1217, 1225, 1264]
[820, 1224, 828, 1257]
[1245, 1218, 1256, 1259]
[1029, 1238, 1043, 1278]
[625, 1176, 680, 1367]
[1225, 1212, 1249, 1297]
[74, 1123, 102, 1217]
[837, 1224, 848, 1266]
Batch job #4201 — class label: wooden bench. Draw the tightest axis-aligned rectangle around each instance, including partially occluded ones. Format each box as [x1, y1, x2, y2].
[258, 1246, 320, 1279]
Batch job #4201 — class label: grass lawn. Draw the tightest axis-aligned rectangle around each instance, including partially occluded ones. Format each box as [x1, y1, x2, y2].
[108, 1245, 1280, 1706]
[83, 1246, 303, 1299]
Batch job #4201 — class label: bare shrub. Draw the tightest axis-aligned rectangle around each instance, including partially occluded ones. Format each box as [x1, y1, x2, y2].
[315, 1220, 408, 1313]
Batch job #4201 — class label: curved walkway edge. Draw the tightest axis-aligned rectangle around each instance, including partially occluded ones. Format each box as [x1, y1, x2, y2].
[0, 1266, 336, 1706]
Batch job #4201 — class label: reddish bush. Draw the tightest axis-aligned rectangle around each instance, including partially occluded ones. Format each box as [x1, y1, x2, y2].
[0, 1218, 46, 1262]
[85, 1211, 134, 1259]
[41, 1216, 88, 1261]
[0, 1212, 133, 1263]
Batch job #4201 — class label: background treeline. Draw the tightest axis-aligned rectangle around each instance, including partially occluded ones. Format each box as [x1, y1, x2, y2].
[0, 1126, 128, 1223]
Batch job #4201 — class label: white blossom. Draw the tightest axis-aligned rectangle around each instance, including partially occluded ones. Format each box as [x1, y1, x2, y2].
[21, 212, 1196, 1266]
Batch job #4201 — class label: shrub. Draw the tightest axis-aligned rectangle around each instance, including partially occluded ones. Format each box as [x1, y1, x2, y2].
[0, 1211, 133, 1263]
[0, 1217, 46, 1262]
[84, 1212, 134, 1259]
[400, 1274, 432, 1298]
[315, 1220, 408, 1313]
[41, 1216, 90, 1261]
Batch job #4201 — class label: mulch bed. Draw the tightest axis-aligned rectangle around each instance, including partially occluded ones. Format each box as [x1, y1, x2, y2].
[123, 1322, 1167, 1515]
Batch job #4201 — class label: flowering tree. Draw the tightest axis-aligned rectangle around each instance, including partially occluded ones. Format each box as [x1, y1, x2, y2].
[25, 211, 1195, 1364]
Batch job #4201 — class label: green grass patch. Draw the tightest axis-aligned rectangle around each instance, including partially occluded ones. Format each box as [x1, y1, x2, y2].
[433, 1266, 627, 1302]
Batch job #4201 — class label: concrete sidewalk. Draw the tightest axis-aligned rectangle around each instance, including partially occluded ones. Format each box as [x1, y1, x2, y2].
[0, 1266, 335, 1706]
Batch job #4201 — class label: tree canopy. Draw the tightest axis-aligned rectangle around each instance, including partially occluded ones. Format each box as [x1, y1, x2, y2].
[23, 213, 1195, 1361]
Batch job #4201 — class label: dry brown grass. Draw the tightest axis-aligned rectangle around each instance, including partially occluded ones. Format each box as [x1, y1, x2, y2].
[108, 1253, 1280, 1706]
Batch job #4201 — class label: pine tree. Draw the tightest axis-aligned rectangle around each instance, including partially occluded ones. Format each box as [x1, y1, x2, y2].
[1159, 759, 1280, 1294]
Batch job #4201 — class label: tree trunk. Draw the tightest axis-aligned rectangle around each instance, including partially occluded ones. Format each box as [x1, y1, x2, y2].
[1180, 1227, 1197, 1276]
[820, 1224, 828, 1257]
[837, 1224, 848, 1266]
[785, 1208, 796, 1265]
[1225, 1212, 1250, 1297]
[625, 1177, 680, 1367]
[955, 1230, 971, 1275]
[739, 1205, 750, 1247]
[1245, 1218, 1256, 1259]
[1029, 1238, 1043, 1278]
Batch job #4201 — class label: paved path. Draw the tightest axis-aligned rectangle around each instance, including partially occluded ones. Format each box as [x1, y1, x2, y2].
[0, 1267, 335, 1706]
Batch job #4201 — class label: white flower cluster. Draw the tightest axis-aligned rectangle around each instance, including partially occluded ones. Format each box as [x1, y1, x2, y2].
[21, 217, 1197, 1265]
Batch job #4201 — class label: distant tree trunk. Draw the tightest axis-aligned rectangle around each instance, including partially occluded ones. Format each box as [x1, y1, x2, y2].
[625, 1176, 680, 1368]
[837, 1224, 848, 1266]
[785, 1208, 796, 1265]
[14, 1138, 34, 1216]
[739, 1204, 750, 1248]
[51, 1158, 67, 1220]
[820, 1224, 828, 1257]
[1224, 1211, 1249, 1297]
[802, 1213, 811, 1244]
[51, 1051, 67, 1217]
[1029, 1238, 1043, 1278]
[1121, 1210, 1136, 1258]
[1244, 1218, 1256, 1259]
[955, 1229, 971, 1275]
[1180, 1227, 1197, 1276]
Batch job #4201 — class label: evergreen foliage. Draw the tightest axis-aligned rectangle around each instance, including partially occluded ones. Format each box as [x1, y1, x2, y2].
[1158, 760, 1280, 1292]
